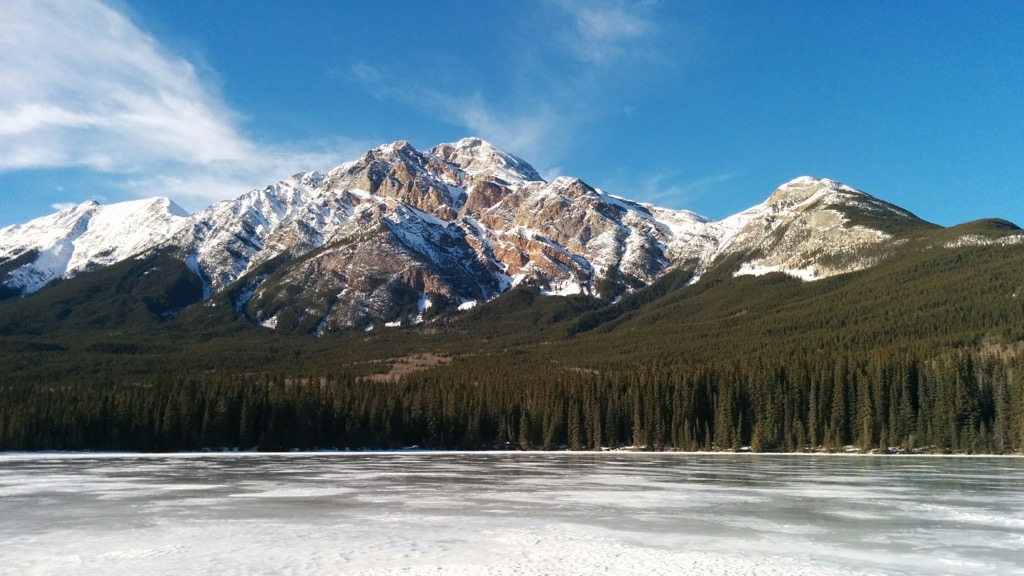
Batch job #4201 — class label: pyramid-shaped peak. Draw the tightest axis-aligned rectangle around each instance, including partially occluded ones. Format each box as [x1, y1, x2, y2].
[429, 137, 543, 183]
[779, 175, 823, 187]
[444, 137, 508, 154]
[343, 140, 436, 177]
[778, 176, 865, 193]
[373, 139, 420, 157]
[453, 136, 489, 148]
[766, 176, 867, 207]
[138, 196, 190, 218]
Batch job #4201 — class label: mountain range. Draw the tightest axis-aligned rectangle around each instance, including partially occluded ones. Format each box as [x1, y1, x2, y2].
[4, 137, 1024, 454]
[1, 137, 1022, 334]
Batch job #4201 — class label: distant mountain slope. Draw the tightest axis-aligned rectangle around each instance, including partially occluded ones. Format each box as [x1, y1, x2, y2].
[0, 198, 187, 299]
[700, 176, 935, 280]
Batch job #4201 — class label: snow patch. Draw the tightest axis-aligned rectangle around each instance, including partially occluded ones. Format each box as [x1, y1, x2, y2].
[735, 262, 818, 281]
[184, 252, 212, 300]
[412, 293, 433, 324]
[945, 235, 1024, 249]
[542, 279, 586, 296]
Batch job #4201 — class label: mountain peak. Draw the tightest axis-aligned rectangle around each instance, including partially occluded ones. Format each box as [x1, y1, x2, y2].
[429, 137, 543, 184]
[764, 176, 866, 210]
[377, 139, 417, 155]
[779, 175, 823, 187]
[452, 136, 488, 148]
[47, 199, 101, 217]
[148, 196, 190, 218]
[360, 140, 425, 166]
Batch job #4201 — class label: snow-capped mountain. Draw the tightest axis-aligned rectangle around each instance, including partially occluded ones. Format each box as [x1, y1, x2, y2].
[2, 137, 1018, 332]
[163, 137, 697, 331]
[0, 197, 188, 298]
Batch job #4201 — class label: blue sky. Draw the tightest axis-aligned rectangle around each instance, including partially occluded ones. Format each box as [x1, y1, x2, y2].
[1, 0, 1022, 228]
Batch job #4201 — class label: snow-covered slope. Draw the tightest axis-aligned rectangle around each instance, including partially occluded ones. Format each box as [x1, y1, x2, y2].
[0, 198, 188, 297]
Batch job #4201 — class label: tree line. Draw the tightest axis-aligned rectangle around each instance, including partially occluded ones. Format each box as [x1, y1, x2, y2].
[2, 348, 1021, 453]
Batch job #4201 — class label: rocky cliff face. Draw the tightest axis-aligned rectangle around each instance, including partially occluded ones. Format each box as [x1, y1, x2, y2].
[176, 137, 697, 331]
[3, 137, 1015, 332]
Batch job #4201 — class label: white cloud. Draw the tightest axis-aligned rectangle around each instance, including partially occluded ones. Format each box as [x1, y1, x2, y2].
[50, 202, 77, 211]
[0, 0, 362, 212]
[0, 0, 245, 170]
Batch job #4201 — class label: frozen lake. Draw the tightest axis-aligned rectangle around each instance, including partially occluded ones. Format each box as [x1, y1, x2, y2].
[1, 453, 1022, 575]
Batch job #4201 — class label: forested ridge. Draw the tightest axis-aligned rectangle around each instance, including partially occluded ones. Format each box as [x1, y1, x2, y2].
[1, 240, 1023, 453]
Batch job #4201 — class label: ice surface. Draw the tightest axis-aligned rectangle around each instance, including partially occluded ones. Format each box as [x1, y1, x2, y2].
[1, 453, 1022, 576]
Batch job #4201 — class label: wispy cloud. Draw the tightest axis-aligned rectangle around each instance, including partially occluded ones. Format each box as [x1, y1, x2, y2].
[678, 172, 736, 196]
[0, 0, 362, 212]
[344, 1, 662, 177]
[435, 93, 563, 165]
[348, 63, 564, 169]
[553, 0, 658, 64]
[350, 63, 384, 85]
[0, 0, 245, 170]
[50, 202, 77, 212]
[611, 171, 736, 210]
